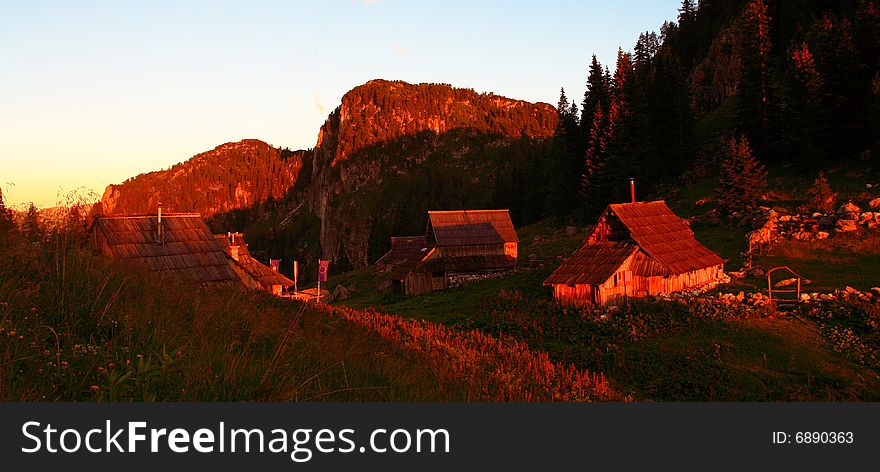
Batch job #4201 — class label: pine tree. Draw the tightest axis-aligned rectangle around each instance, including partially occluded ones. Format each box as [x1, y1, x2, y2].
[806, 172, 837, 213]
[581, 56, 611, 135]
[737, 0, 777, 157]
[0, 188, 13, 237]
[544, 88, 582, 220]
[22, 203, 41, 241]
[716, 135, 767, 215]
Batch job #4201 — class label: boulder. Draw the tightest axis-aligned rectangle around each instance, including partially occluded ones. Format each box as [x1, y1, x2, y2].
[818, 216, 837, 228]
[835, 219, 858, 232]
[869, 197, 880, 209]
[860, 212, 874, 222]
[816, 231, 830, 240]
[872, 287, 880, 296]
[775, 278, 798, 288]
[792, 231, 812, 241]
[332, 284, 352, 301]
[838, 202, 861, 220]
[377, 279, 393, 293]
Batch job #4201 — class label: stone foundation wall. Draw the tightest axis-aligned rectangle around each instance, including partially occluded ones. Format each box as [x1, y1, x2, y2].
[448, 270, 514, 288]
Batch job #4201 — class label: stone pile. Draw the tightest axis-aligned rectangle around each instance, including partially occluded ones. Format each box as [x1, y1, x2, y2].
[448, 270, 513, 288]
[746, 201, 880, 242]
[714, 286, 880, 307]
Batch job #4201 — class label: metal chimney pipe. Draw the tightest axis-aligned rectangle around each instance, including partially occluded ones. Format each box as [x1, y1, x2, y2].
[157, 202, 163, 245]
[630, 178, 636, 203]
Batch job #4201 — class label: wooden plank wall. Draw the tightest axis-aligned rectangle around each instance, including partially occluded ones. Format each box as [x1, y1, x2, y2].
[440, 244, 506, 257]
[551, 265, 724, 306]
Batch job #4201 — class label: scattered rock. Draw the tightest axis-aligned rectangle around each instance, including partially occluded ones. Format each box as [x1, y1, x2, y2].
[838, 202, 861, 220]
[332, 284, 352, 301]
[816, 231, 829, 240]
[377, 279, 393, 292]
[869, 197, 880, 209]
[775, 278, 798, 288]
[835, 219, 858, 232]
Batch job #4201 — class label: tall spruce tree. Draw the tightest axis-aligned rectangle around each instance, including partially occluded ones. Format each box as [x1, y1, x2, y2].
[0, 188, 13, 237]
[737, 0, 777, 158]
[716, 135, 767, 214]
[545, 88, 582, 220]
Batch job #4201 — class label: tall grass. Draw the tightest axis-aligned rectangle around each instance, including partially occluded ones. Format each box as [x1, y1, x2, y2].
[0, 226, 463, 401]
[0, 218, 619, 401]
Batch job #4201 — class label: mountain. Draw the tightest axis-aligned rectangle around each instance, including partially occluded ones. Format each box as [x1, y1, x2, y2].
[303, 79, 557, 268]
[98, 80, 558, 276]
[96, 139, 304, 216]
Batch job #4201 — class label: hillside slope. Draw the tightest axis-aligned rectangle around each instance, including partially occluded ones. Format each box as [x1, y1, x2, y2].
[97, 139, 304, 217]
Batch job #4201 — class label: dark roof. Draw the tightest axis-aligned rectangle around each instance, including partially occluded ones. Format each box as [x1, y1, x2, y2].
[391, 236, 427, 255]
[387, 248, 435, 281]
[91, 214, 239, 284]
[543, 242, 638, 285]
[215, 234, 295, 287]
[607, 201, 723, 274]
[428, 210, 517, 246]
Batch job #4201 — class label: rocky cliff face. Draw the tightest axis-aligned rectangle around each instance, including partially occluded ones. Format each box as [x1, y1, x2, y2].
[305, 79, 557, 267]
[691, 23, 742, 114]
[98, 139, 303, 217]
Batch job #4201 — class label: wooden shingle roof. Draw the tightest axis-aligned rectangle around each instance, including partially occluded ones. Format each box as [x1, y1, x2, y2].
[215, 234, 295, 287]
[543, 242, 637, 285]
[427, 210, 517, 247]
[607, 201, 723, 274]
[91, 214, 239, 284]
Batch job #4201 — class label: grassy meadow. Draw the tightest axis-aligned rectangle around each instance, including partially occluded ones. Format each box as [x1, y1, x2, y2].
[0, 226, 617, 402]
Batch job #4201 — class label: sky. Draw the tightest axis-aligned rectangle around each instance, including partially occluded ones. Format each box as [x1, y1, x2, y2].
[0, 0, 682, 208]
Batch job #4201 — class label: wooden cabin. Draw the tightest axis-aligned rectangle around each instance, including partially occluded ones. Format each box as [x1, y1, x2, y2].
[383, 210, 518, 296]
[215, 232, 295, 296]
[89, 213, 240, 285]
[544, 201, 725, 306]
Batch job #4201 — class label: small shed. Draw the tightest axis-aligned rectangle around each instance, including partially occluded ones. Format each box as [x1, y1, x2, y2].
[215, 232, 295, 296]
[544, 201, 725, 306]
[383, 209, 518, 296]
[89, 213, 240, 285]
